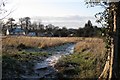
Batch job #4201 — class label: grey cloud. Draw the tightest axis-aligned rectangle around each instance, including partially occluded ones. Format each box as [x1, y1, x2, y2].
[32, 15, 101, 29]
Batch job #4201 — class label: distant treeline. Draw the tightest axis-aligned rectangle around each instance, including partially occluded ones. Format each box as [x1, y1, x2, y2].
[1, 17, 106, 37]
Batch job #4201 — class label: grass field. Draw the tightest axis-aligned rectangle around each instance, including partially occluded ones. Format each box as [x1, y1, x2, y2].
[2, 36, 106, 79]
[2, 36, 83, 48]
[55, 38, 106, 79]
[2, 36, 84, 55]
[2, 36, 84, 78]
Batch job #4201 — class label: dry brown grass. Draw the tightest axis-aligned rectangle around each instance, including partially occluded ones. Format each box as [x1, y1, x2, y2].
[74, 38, 105, 55]
[55, 38, 106, 78]
[2, 36, 106, 78]
[2, 36, 106, 57]
[74, 38, 106, 77]
[2, 36, 83, 48]
[2, 36, 105, 51]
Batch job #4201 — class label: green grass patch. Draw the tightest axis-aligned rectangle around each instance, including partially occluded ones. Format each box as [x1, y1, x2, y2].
[55, 52, 100, 79]
[19, 51, 49, 57]
[2, 51, 50, 78]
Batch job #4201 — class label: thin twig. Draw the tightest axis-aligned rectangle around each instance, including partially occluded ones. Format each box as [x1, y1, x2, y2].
[0, 9, 14, 20]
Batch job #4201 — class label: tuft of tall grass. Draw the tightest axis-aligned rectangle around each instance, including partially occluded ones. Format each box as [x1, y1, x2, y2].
[55, 38, 106, 79]
[74, 38, 105, 55]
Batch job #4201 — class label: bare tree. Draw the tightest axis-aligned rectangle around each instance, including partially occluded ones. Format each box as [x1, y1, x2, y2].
[85, 0, 120, 79]
[19, 18, 24, 28]
[0, 0, 14, 20]
[0, 0, 6, 18]
[6, 18, 15, 29]
[24, 17, 31, 29]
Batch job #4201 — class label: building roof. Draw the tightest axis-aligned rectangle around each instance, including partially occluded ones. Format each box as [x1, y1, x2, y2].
[9, 27, 25, 33]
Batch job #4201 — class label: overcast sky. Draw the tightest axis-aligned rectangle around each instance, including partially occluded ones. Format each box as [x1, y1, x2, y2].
[3, 0, 105, 28]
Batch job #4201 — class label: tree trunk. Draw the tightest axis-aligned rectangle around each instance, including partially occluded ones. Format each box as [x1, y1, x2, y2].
[116, 2, 120, 79]
[112, 2, 120, 79]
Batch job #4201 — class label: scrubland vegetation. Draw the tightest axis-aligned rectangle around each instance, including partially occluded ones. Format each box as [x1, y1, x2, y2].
[2, 36, 83, 78]
[2, 36, 106, 79]
[55, 38, 106, 79]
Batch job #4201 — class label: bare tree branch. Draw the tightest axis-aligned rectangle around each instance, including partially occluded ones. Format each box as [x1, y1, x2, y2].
[0, 0, 12, 20]
[0, 10, 13, 20]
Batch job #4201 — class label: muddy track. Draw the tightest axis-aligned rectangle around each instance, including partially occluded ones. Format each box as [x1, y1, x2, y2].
[21, 43, 75, 80]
